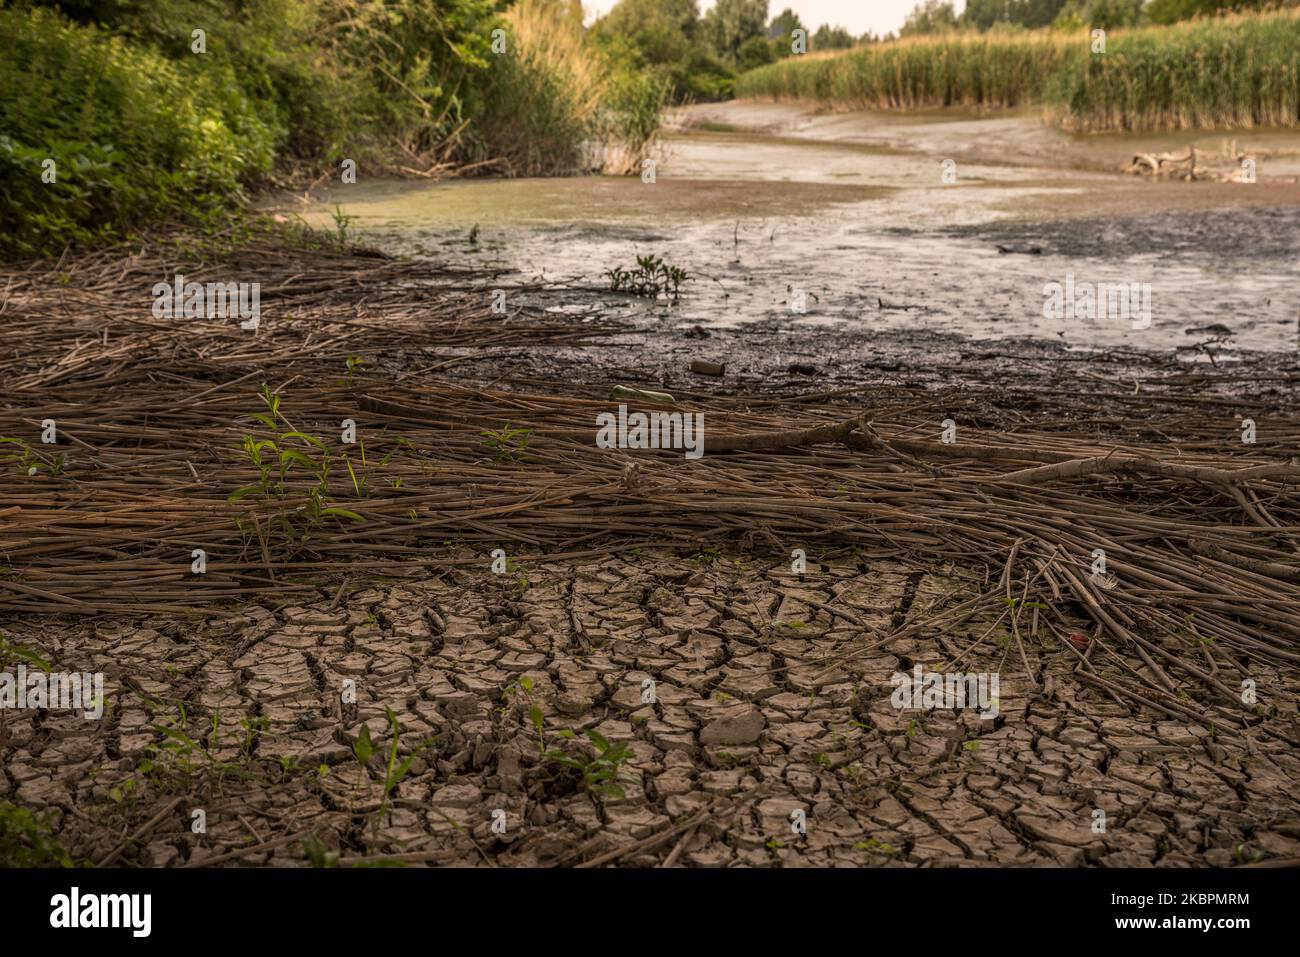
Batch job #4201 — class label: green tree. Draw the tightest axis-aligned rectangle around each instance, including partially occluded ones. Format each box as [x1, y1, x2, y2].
[962, 0, 1072, 30]
[736, 33, 776, 69]
[702, 0, 769, 62]
[1055, 0, 1147, 28]
[768, 6, 804, 38]
[599, 0, 701, 39]
[900, 0, 960, 35]
[812, 24, 855, 49]
[592, 0, 732, 102]
[1146, 0, 1291, 23]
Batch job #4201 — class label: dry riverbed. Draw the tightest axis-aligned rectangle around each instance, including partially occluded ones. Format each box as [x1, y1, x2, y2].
[4, 104, 1300, 869]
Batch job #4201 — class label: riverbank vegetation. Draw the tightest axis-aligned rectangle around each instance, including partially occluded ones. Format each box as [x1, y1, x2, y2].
[735, 6, 1300, 132]
[0, 0, 667, 257]
[588, 1, 876, 103]
[899, 0, 1297, 35]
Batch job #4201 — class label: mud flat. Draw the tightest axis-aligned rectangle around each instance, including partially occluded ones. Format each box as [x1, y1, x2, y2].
[288, 101, 1300, 357]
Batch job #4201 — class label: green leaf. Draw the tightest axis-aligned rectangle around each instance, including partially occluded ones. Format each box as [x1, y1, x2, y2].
[156, 725, 200, 751]
[5, 644, 51, 672]
[391, 754, 418, 787]
[227, 486, 259, 503]
[278, 449, 317, 471]
[354, 723, 374, 764]
[281, 431, 327, 449]
[319, 507, 363, 521]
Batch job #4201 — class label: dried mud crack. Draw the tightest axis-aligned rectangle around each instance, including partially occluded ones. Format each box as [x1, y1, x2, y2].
[3, 555, 1299, 867]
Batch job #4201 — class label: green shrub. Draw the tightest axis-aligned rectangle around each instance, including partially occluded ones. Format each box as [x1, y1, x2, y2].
[1, 0, 666, 257]
[471, 0, 668, 177]
[0, 5, 277, 256]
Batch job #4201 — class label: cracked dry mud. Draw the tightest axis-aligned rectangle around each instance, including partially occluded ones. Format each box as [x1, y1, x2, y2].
[4, 551, 1298, 868]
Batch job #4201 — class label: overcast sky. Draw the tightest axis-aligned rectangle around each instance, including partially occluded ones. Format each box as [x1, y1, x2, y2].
[583, 1, 968, 37]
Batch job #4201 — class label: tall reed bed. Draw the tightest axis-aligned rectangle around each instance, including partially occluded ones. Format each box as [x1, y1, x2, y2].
[1048, 11, 1300, 129]
[473, 0, 667, 176]
[735, 10, 1300, 131]
[736, 32, 1080, 110]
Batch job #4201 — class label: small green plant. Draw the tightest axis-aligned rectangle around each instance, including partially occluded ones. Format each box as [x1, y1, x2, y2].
[0, 802, 74, 867]
[1234, 842, 1261, 865]
[502, 676, 545, 749]
[0, 437, 65, 477]
[342, 439, 370, 498]
[107, 777, 138, 804]
[240, 715, 270, 760]
[855, 837, 898, 857]
[353, 708, 424, 829]
[330, 204, 355, 248]
[0, 631, 50, 671]
[606, 254, 689, 300]
[544, 729, 636, 799]
[135, 700, 235, 789]
[228, 384, 364, 544]
[379, 708, 421, 821]
[353, 722, 375, 765]
[302, 834, 340, 868]
[480, 424, 534, 464]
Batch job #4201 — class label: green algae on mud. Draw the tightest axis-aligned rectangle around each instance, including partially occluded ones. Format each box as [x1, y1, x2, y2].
[292, 175, 888, 230]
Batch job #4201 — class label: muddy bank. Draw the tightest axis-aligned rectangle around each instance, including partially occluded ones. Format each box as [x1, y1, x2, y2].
[675, 101, 1300, 184]
[283, 102, 1300, 356]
